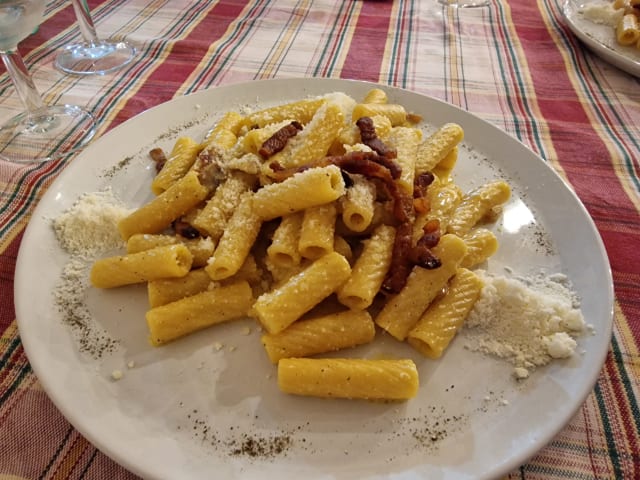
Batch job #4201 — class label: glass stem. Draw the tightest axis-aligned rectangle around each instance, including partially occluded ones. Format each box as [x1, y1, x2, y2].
[71, 0, 100, 45]
[0, 50, 45, 115]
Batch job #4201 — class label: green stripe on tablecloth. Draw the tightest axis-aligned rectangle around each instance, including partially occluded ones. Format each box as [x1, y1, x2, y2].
[593, 379, 624, 478]
[0, 346, 32, 407]
[490, 0, 546, 158]
[184, 0, 269, 91]
[311, 1, 355, 77]
[610, 333, 640, 454]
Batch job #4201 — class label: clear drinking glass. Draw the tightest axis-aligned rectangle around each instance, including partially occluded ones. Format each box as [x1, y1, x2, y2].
[0, 0, 96, 163]
[54, 0, 136, 75]
[438, 0, 490, 7]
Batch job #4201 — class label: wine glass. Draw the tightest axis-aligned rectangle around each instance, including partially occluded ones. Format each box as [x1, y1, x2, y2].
[0, 0, 96, 164]
[438, 0, 490, 7]
[54, 0, 136, 75]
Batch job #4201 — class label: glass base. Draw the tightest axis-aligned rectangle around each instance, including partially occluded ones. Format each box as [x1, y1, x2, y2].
[0, 104, 96, 164]
[55, 40, 136, 75]
[438, 0, 490, 7]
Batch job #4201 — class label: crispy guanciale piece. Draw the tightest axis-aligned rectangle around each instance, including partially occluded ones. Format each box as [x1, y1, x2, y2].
[258, 120, 303, 159]
[149, 147, 167, 173]
[355, 116, 397, 159]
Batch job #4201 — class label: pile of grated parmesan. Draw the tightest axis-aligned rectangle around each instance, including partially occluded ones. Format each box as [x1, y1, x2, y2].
[52, 188, 131, 258]
[463, 270, 588, 380]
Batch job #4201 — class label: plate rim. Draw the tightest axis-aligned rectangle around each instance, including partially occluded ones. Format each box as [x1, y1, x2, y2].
[14, 77, 615, 480]
[561, 0, 640, 77]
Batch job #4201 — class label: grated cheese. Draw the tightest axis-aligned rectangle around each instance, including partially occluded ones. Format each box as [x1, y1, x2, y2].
[463, 270, 587, 379]
[52, 188, 131, 258]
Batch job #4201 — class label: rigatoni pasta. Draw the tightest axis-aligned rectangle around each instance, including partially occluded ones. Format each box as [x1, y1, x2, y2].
[87, 88, 512, 402]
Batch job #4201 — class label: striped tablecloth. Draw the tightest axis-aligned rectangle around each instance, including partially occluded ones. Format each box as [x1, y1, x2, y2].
[1, 0, 638, 478]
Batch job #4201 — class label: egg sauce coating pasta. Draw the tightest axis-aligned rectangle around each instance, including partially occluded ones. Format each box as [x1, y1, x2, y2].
[267, 212, 304, 269]
[277, 358, 419, 400]
[375, 234, 468, 341]
[351, 103, 407, 126]
[337, 224, 396, 310]
[251, 165, 346, 220]
[362, 88, 389, 104]
[261, 310, 376, 363]
[147, 268, 212, 308]
[127, 234, 215, 268]
[446, 180, 511, 238]
[263, 102, 344, 173]
[408, 268, 483, 359]
[388, 126, 422, 195]
[205, 192, 262, 281]
[91, 244, 193, 289]
[415, 123, 464, 174]
[460, 228, 499, 269]
[340, 175, 377, 233]
[298, 202, 338, 260]
[243, 98, 326, 129]
[88, 90, 512, 402]
[118, 170, 210, 240]
[146, 280, 254, 346]
[150, 137, 202, 195]
[252, 251, 352, 334]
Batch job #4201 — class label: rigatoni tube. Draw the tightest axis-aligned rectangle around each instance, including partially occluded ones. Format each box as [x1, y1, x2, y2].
[278, 358, 419, 400]
[146, 280, 253, 346]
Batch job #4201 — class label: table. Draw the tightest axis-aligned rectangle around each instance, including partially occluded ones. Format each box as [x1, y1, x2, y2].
[1, 0, 638, 478]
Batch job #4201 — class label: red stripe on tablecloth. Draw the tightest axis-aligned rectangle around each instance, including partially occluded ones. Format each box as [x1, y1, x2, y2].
[512, 0, 640, 461]
[510, 0, 640, 267]
[339, 1, 393, 82]
[0, 227, 22, 332]
[109, 1, 246, 129]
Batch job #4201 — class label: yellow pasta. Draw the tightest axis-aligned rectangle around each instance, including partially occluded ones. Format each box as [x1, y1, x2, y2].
[118, 170, 210, 240]
[191, 171, 255, 241]
[267, 212, 304, 269]
[616, 13, 640, 45]
[264, 102, 344, 172]
[243, 97, 326, 128]
[351, 103, 407, 126]
[261, 310, 376, 363]
[146, 280, 253, 346]
[126, 233, 215, 268]
[252, 251, 351, 334]
[415, 123, 464, 174]
[407, 268, 483, 359]
[340, 175, 377, 233]
[91, 244, 193, 288]
[337, 224, 396, 310]
[388, 126, 422, 195]
[205, 192, 262, 281]
[446, 180, 511, 237]
[202, 111, 244, 151]
[298, 202, 338, 260]
[460, 228, 499, 269]
[362, 88, 389, 104]
[374, 234, 468, 341]
[432, 146, 458, 181]
[251, 165, 345, 220]
[84, 90, 513, 403]
[151, 137, 202, 195]
[147, 268, 212, 307]
[278, 358, 419, 400]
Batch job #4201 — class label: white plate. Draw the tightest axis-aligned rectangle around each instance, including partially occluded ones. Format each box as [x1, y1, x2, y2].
[562, 0, 640, 77]
[15, 78, 614, 480]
